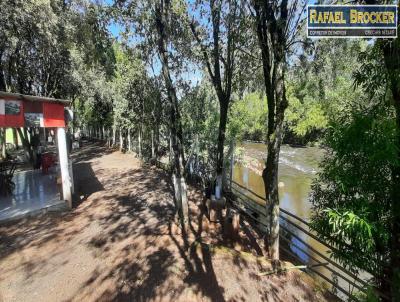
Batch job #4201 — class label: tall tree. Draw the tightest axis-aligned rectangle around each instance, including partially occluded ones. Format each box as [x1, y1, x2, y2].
[251, 0, 304, 260]
[114, 0, 191, 221]
[189, 0, 244, 197]
[154, 0, 188, 221]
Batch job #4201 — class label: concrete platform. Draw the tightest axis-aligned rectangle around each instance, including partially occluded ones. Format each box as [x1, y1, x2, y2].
[0, 169, 67, 223]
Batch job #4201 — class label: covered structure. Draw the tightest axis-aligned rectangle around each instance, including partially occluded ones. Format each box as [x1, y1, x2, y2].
[0, 91, 73, 221]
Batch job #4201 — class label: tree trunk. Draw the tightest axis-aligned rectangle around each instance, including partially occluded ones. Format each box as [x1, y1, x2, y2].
[169, 132, 172, 166]
[128, 128, 132, 152]
[138, 126, 142, 158]
[17, 128, 34, 165]
[151, 130, 155, 159]
[155, 0, 188, 222]
[112, 126, 116, 146]
[215, 100, 228, 199]
[153, 94, 161, 160]
[262, 117, 284, 260]
[190, 0, 238, 199]
[229, 141, 235, 191]
[253, 0, 289, 261]
[12, 128, 18, 149]
[119, 128, 123, 152]
[155, 124, 160, 160]
[0, 129, 6, 159]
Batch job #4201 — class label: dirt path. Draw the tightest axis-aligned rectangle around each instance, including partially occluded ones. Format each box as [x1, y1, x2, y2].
[0, 141, 334, 302]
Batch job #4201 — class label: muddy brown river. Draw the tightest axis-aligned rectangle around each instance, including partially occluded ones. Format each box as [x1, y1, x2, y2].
[233, 142, 366, 299]
[233, 142, 324, 220]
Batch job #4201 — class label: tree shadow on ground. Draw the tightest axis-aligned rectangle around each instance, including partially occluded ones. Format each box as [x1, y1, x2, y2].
[73, 162, 104, 207]
[71, 140, 115, 165]
[0, 142, 338, 302]
[61, 163, 233, 301]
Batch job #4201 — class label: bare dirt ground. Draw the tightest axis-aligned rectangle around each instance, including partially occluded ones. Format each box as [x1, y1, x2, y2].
[0, 141, 336, 302]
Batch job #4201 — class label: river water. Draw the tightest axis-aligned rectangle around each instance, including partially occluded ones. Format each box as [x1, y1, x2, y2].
[232, 142, 361, 298]
[233, 142, 324, 220]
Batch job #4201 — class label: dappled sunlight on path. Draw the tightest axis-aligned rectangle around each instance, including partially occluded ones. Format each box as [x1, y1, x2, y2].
[0, 141, 335, 302]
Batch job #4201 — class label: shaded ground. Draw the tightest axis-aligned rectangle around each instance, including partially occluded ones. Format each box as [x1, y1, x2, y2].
[0, 141, 335, 302]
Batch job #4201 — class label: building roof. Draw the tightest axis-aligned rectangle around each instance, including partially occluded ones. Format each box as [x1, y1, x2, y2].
[0, 91, 71, 106]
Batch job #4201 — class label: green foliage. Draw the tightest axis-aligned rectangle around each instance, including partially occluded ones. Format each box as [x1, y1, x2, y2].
[285, 87, 327, 138]
[285, 39, 365, 144]
[180, 80, 219, 162]
[71, 47, 114, 128]
[112, 43, 148, 130]
[228, 92, 267, 141]
[0, 0, 75, 96]
[310, 106, 398, 275]
[354, 286, 380, 302]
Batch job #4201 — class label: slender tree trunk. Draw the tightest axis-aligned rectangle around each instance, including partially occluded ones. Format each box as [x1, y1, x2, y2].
[138, 125, 142, 158]
[17, 128, 34, 164]
[128, 128, 132, 152]
[253, 0, 288, 261]
[0, 51, 6, 92]
[112, 125, 116, 146]
[151, 129, 155, 159]
[169, 131, 172, 166]
[12, 128, 18, 149]
[264, 58, 286, 261]
[153, 94, 161, 160]
[155, 124, 160, 160]
[155, 0, 188, 222]
[0, 129, 6, 159]
[190, 0, 239, 199]
[119, 128, 123, 152]
[229, 140, 235, 191]
[215, 101, 228, 199]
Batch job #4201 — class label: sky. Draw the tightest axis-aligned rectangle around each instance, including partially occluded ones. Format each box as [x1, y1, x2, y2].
[102, 0, 203, 87]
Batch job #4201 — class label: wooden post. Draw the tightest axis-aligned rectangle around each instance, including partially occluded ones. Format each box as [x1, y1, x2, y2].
[57, 127, 72, 208]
